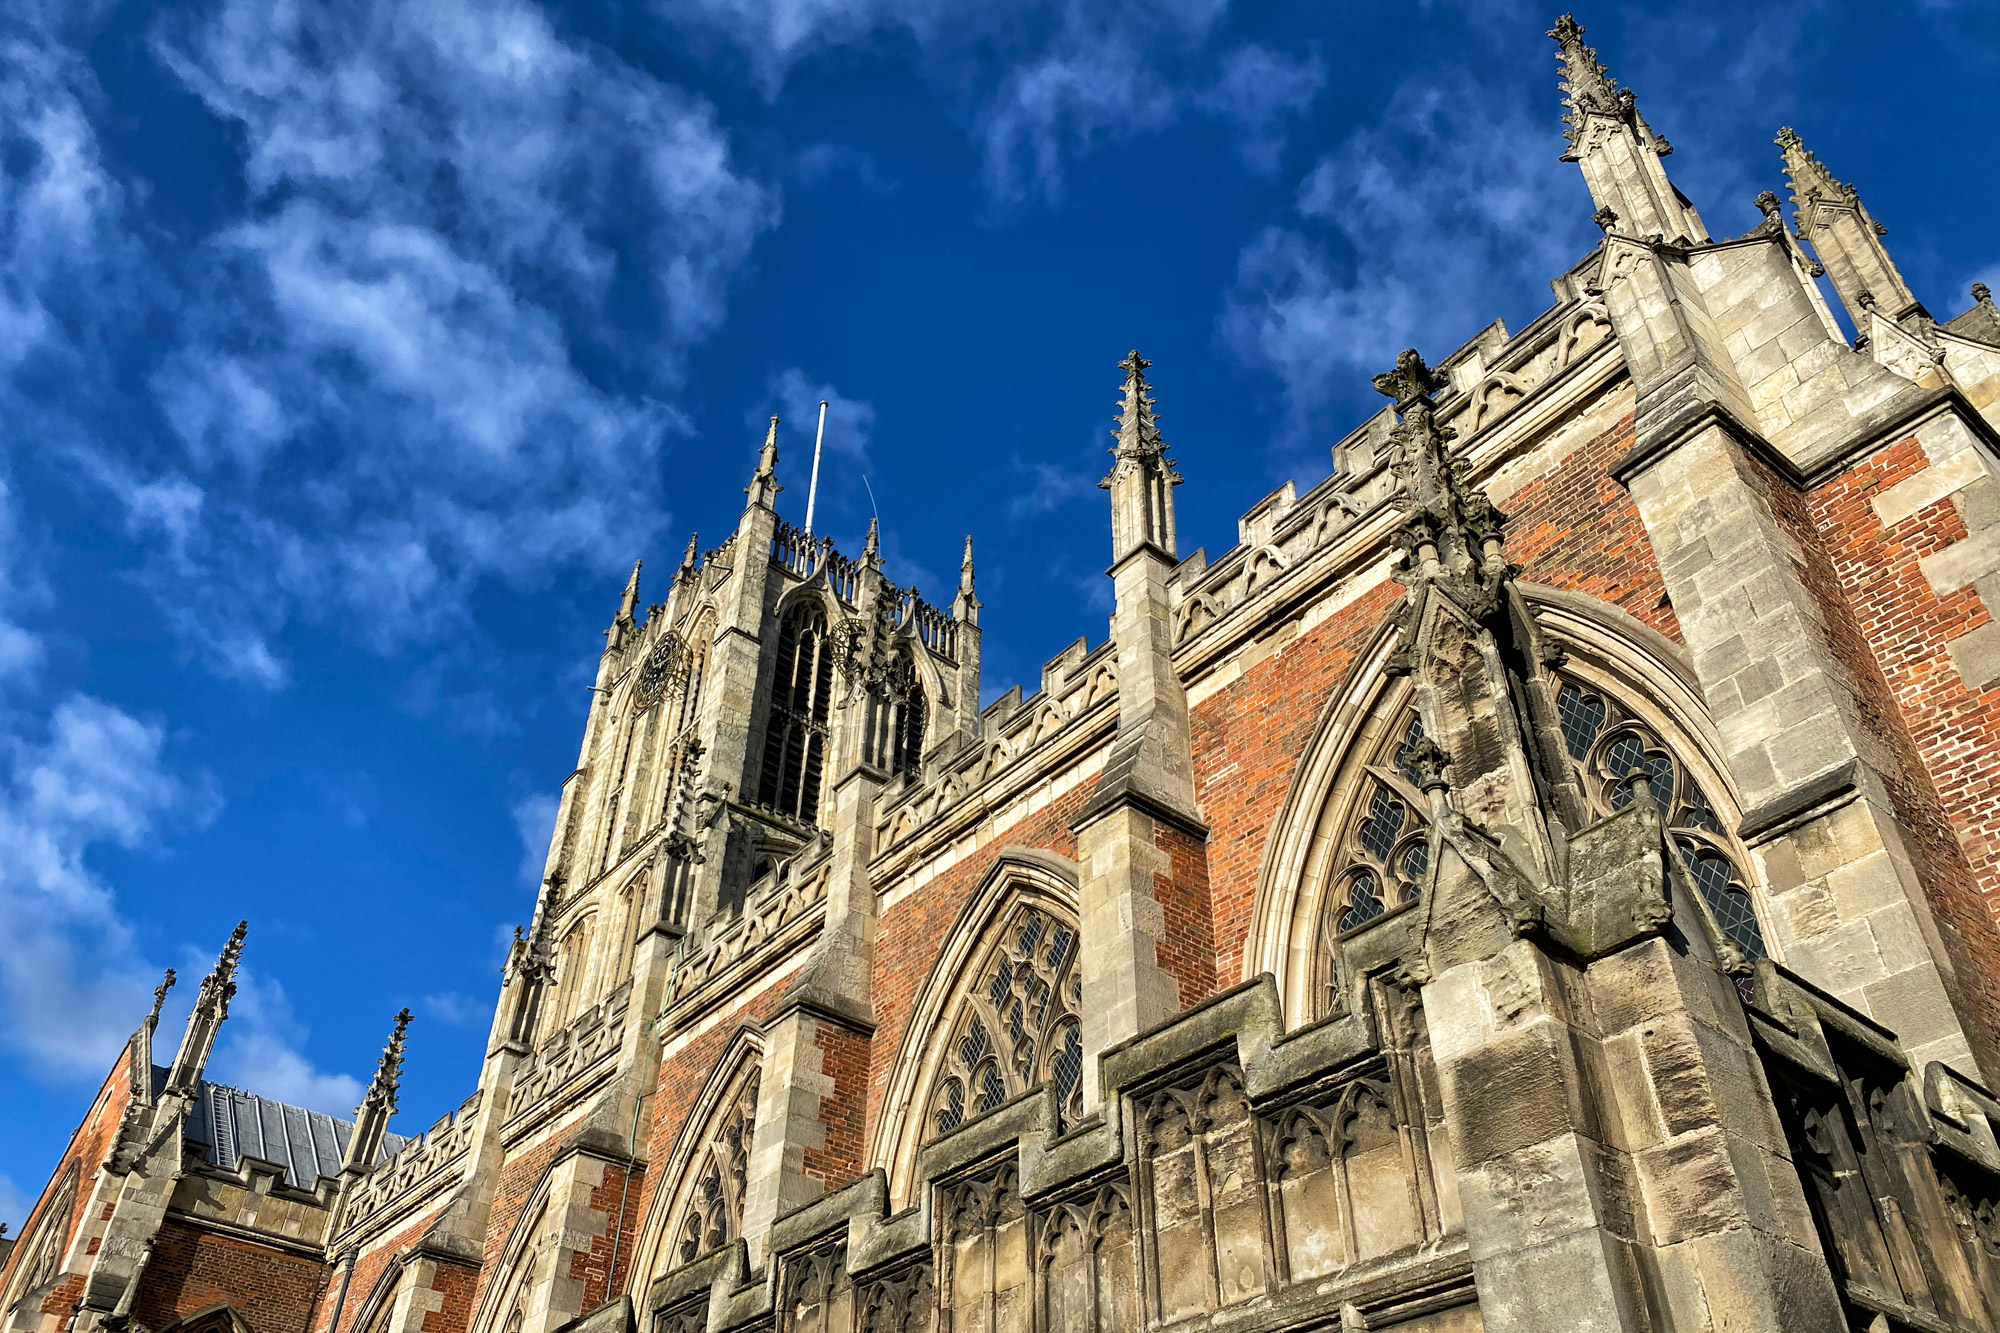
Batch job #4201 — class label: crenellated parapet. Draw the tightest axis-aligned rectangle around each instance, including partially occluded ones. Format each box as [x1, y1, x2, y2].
[334, 1090, 484, 1242]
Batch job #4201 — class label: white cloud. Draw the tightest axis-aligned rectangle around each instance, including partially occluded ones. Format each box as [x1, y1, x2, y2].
[0, 0, 781, 681]
[510, 790, 559, 887]
[422, 991, 485, 1026]
[207, 968, 366, 1115]
[0, 695, 210, 1078]
[1221, 65, 1592, 448]
[1196, 43, 1326, 174]
[663, 0, 1318, 205]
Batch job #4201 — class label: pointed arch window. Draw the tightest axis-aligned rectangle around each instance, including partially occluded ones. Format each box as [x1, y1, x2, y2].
[1551, 675, 1768, 963]
[1313, 671, 1767, 1017]
[668, 1061, 761, 1267]
[757, 602, 834, 824]
[926, 901, 1084, 1138]
[4, 1160, 77, 1310]
[880, 647, 926, 779]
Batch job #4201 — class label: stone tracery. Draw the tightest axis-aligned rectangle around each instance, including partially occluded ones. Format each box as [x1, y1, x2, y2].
[923, 900, 1084, 1140]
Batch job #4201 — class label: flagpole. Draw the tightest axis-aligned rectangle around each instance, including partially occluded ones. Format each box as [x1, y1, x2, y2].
[805, 399, 828, 535]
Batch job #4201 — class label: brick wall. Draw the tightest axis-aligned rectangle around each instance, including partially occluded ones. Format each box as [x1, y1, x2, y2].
[1803, 438, 2000, 1062]
[1, 1046, 134, 1318]
[864, 793, 1086, 1146]
[313, 1204, 469, 1333]
[1155, 818, 1217, 1009]
[1191, 581, 1402, 988]
[803, 1023, 869, 1193]
[1506, 408, 1684, 642]
[134, 1218, 325, 1333]
[566, 1161, 643, 1313]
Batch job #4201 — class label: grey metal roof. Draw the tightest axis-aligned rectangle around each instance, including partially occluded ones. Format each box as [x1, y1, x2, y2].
[158, 1066, 406, 1189]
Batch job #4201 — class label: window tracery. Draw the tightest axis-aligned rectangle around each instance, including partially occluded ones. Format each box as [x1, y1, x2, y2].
[671, 1063, 761, 1266]
[925, 902, 1084, 1138]
[1314, 671, 1766, 1013]
[758, 602, 834, 824]
[3, 1161, 75, 1309]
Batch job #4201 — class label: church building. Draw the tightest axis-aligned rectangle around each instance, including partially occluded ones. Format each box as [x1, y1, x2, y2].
[10, 15, 2000, 1333]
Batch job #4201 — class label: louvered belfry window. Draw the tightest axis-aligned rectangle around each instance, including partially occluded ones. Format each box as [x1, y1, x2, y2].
[757, 602, 834, 823]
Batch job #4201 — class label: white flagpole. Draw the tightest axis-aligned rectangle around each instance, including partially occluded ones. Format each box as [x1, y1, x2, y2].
[805, 399, 829, 535]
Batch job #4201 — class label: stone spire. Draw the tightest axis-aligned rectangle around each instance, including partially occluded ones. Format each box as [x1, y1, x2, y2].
[1549, 15, 1705, 243]
[863, 516, 881, 567]
[953, 535, 980, 625]
[1100, 350, 1182, 563]
[146, 969, 176, 1035]
[343, 1008, 412, 1174]
[1777, 126, 1922, 325]
[167, 921, 246, 1093]
[677, 532, 700, 579]
[745, 415, 782, 511]
[617, 560, 641, 623]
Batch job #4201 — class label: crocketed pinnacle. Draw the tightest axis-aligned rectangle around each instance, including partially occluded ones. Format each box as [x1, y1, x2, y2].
[954, 534, 980, 624]
[208, 920, 248, 1008]
[1105, 350, 1174, 475]
[745, 415, 782, 509]
[1776, 126, 1857, 217]
[360, 1008, 412, 1115]
[1375, 349, 1508, 617]
[1550, 14, 1664, 159]
[679, 532, 700, 576]
[863, 516, 881, 566]
[147, 969, 176, 1033]
[616, 559, 641, 624]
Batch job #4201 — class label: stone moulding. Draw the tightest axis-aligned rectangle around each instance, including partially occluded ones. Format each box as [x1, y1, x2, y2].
[658, 857, 830, 1031]
[870, 645, 1118, 862]
[335, 1089, 483, 1243]
[640, 975, 1475, 1333]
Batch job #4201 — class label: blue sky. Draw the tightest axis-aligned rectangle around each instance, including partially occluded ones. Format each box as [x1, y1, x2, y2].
[0, 0, 1994, 1221]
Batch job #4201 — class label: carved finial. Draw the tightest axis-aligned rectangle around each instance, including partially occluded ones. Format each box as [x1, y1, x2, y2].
[1403, 736, 1451, 793]
[617, 560, 641, 624]
[147, 969, 177, 1031]
[863, 517, 881, 565]
[680, 532, 699, 572]
[745, 415, 782, 510]
[1550, 14, 1626, 153]
[1371, 347, 1448, 411]
[1975, 283, 1993, 306]
[1375, 348, 1509, 611]
[1108, 350, 1173, 469]
[1101, 349, 1183, 561]
[215, 920, 247, 995]
[954, 535, 981, 624]
[361, 1008, 412, 1115]
[1592, 205, 1619, 233]
[1754, 190, 1781, 220]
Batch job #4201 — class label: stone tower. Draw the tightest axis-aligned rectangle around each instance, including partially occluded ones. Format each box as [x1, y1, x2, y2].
[9, 13, 2000, 1333]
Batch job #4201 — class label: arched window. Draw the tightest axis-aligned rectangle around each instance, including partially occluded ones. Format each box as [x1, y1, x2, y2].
[925, 901, 1084, 1138]
[549, 915, 595, 1032]
[664, 1058, 761, 1268]
[1311, 669, 1766, 1017]
[881, 649, 925, 779]
[757, 602, 834, 823]
[4, 1161, 77, 1311]
[1551, 675, 1768, 963]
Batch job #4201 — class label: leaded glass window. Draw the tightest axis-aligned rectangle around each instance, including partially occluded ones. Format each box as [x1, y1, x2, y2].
[927, 901, 1083, 1138]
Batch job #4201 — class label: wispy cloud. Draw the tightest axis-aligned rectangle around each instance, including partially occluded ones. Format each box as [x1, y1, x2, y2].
[761, 368, 877, 465]
[1221, 60, 1592, 449]
[0, 693, 215, 1079]
[510, 791, 559, 888]
[662, 0, 1321, 205]
[0, 0, 780, 688]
